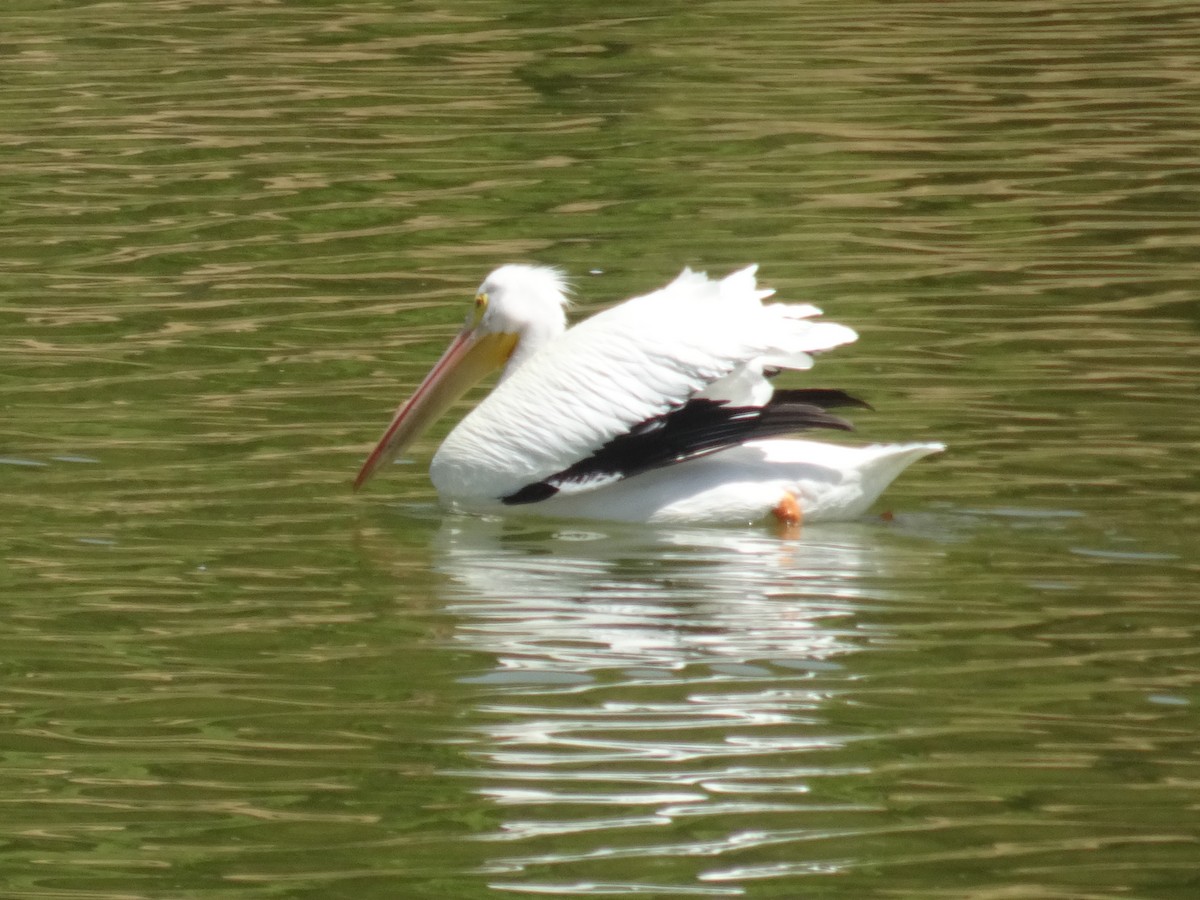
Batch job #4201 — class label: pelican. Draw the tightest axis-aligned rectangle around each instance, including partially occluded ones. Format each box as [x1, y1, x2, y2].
[355, 265, 942, 526]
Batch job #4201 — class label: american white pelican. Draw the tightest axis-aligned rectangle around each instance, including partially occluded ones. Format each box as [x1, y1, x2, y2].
[355, 265, 942, 525]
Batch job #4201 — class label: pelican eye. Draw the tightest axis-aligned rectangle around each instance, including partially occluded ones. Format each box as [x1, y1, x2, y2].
[470, 291, 489, 326]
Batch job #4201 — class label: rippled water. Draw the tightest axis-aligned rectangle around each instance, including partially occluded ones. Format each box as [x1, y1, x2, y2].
[2, 1, 1199, 897]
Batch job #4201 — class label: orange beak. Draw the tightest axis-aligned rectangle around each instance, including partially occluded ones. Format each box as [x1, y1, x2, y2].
[354, 328, 518, 489]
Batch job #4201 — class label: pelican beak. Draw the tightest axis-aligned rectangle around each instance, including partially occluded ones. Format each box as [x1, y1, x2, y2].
[354, 328, 518, 489]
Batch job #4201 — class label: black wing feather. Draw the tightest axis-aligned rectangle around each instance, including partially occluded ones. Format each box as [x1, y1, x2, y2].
[774, 388, 873, 411]
[502, 388, 868, 505]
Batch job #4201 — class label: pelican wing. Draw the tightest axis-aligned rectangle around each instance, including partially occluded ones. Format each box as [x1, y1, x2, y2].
[501, 390, 866, 505]
[430, 266, 859, 503]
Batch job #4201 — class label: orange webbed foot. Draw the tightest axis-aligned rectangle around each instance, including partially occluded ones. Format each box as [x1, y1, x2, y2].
[771, 490, 803, 538]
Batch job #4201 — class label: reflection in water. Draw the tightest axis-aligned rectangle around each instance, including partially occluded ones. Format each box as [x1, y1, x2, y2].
[437, 518, 890, 674]
[433, 518, 915, 894]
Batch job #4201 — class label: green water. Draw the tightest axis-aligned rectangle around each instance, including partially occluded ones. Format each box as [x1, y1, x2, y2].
[2, 1, 1199, 897]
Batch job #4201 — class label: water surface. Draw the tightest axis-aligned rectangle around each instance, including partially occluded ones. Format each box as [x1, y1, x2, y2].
[2, 1, 1198, 897]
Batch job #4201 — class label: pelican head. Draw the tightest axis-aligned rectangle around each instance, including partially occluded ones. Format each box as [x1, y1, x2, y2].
[354, 264, 569, 489]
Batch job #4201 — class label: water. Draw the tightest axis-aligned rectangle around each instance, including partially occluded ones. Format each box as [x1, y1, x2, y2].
[2, 1, 1199, 897]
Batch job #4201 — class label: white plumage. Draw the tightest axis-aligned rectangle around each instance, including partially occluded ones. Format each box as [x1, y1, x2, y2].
[355, 264, 942, 526]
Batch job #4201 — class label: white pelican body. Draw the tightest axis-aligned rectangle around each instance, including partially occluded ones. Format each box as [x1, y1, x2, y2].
[356, 265, 942, 526]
